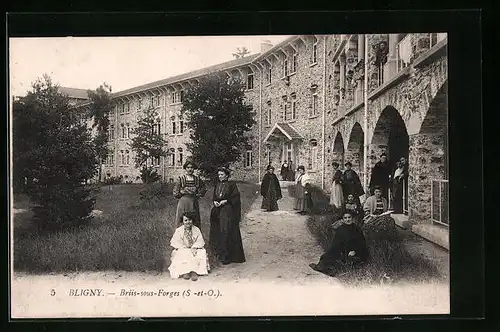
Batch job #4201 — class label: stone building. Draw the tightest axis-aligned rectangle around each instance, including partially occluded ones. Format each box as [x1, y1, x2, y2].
[75, 34, 449, 248]
[58, 87, 90, 106]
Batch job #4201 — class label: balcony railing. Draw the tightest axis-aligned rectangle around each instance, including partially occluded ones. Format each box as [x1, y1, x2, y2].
[431, 179, 449, 226]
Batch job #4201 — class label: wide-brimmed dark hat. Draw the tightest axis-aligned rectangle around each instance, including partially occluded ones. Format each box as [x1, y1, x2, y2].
[217, 166, 231, 177]
[345, 161, 352, 167]
[266, 165, 275, 171]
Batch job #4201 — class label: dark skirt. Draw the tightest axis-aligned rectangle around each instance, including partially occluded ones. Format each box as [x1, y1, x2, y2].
[294, 182, 311, 212]
[261, 184, 279, 211]
[175, 195, 201, 228]
[209, 205, 246, 263]
[392, 181, 403, 213]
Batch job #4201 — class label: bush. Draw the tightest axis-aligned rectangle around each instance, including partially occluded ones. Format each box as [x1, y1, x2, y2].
[305, 186, 442, 285]
[102, 176, 123, 185]
[140, 167, 161, 183]
[139, 182, 173, 202]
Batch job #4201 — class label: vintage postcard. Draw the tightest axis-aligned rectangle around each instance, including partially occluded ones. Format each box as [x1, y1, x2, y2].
[9, 33, 450, 318]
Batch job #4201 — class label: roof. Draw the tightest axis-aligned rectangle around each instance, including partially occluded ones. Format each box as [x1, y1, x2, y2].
[58, 87, 90, 100]
[263, 122, 303, 142]
[112, 53, 261, 98]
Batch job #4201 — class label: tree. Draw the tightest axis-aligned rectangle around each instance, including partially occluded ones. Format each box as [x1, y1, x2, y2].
[129, 106, 168, 183]
[86, 83, 113, 183]
[181, 74, 256, 179]
[12, 75, 100, 230]
[232, 47, 251, 59]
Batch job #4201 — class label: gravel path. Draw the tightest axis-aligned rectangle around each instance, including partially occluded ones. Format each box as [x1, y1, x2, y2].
[11, 188, 450, 318]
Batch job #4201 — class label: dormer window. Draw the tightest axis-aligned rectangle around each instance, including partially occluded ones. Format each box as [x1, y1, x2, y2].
[311, 36, 319, 64]
[247, 69, 254, 90]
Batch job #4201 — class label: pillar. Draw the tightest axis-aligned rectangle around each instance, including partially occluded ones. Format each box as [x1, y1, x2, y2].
[357, 34, 365, 60]
[408, 132, 446, 224]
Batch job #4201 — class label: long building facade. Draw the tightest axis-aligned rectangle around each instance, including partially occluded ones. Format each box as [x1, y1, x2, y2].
[76, 34, 449, 245]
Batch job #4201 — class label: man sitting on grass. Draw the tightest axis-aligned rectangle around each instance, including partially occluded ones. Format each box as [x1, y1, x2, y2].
[168, 211, 209, 281]
[309, 211, 369, 277]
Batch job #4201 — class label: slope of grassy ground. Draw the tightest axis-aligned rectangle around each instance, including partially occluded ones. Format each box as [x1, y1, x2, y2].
[13, 182, 259, 273]
[288, 184, 444, 286]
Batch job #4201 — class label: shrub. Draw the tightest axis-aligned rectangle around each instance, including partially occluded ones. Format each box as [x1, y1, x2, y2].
[305, 186, 442, 285]
[140, 167, 161, 183]
[139, 182, 173, 202]
[102, 176, 123, 185]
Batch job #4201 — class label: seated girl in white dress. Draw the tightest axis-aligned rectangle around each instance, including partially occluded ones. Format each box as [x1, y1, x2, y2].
[168, 211, 209, 281]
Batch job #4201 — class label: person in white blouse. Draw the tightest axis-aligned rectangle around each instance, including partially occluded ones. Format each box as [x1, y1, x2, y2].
[294, 165, 313, 214]
[168, 211, 209, 281]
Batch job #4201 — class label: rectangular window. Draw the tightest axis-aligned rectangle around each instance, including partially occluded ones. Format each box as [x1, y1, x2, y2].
[266, 102, 272, 125]
[180, 90, 185, 103]
[170, 154, 175, 166]
[292, 51, 298, 73]
[154, 156, 160, 166]
[138, 99, 142, 109]
[310, 94, 318, 117]
[283, 57, 288, 77]
[109, 125, 114, 140]
[126, 151, 130, 165]
[178, 152, 183, 166]
[292, 99, 297, 120]
[127, 125, 131, 139]
[122, 125, 126, 138]
[172, 120, 177, 134]
[179, 120, 184, 134]
[247, 73, 254, 90]
[245, 150, 253, 168]
[312, 39, 318, 64]
[309, 146, 318, 170]
[126, 102, 130, 113]
[268, 66, 272, 84]
[120, 150, 125, 165]
[156, 94, 161, 106]
[283, 102, 288, 121]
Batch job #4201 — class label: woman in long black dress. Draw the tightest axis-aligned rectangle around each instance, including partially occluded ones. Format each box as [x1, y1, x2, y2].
[209, 167, 246, 265]
[260, 165, 282, 212]
[341, 161, 364, 206]
[309, 211, 369, 276]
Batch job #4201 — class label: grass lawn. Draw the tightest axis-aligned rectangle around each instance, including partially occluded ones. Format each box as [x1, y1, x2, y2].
[288, 184, 445, 286]
[13, 181, 259, 273]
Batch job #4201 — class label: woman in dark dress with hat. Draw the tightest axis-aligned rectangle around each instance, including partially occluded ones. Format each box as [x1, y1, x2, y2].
[209, 167, 246, 265]
[260, 165, 282, 212]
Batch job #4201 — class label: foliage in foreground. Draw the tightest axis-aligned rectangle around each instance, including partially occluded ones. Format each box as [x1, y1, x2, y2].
[12, 75, 101, 230]
[13, 182, 260, 273]
[181, 74, 256, 179]
[288, 185, 443, 285]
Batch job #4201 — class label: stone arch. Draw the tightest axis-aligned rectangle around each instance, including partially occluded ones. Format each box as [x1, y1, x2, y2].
[408, 80, 448, 223]
[370, 106, 409, 171]
[346, 122, 365, 177]
[331, 131, 345, 166]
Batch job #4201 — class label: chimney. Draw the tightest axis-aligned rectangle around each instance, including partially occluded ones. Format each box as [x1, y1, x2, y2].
[260, 40, 273, 53]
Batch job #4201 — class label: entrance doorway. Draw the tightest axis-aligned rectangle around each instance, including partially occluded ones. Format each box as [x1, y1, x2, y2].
[371, 106, 410, 214]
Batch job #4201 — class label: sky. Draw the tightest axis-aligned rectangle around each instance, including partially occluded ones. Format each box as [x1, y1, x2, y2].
[9, 35, 290, 97]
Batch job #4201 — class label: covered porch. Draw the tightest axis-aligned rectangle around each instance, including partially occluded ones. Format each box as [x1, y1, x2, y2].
[262, 123, 303, 180]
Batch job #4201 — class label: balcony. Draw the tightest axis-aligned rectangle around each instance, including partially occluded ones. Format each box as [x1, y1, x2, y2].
[383, 33, 447, 83]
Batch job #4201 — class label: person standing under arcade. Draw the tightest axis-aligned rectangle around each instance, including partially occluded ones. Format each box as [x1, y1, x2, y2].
[369, 153, 391, 199]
